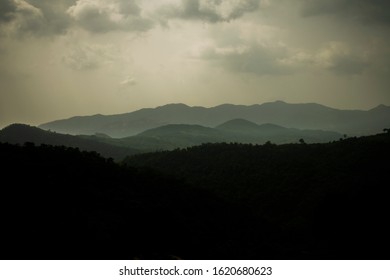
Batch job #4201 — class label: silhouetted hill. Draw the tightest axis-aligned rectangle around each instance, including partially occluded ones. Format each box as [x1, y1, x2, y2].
[0, 142, 278, 259]
[216, 119, 341, 143]
[140, 124, 215, 137]
[0, 123, 341, 158]
[124, 132, 390, 259]
[126, 124, 226, 149]
[115, 122, 341, 151]
[216, 118, 263, 132]
[0, 124, 137, 160]
[39, 101, 390, 137]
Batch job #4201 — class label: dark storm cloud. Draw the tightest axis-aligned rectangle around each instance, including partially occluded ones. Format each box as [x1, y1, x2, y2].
[66, 0, 154, 33]
[27, 0, 74, 35]
[163, 0, 260, 23]
[0, 0, 16, 23]
[301, 0, 390, 25]
[0, 0, 72, 36]
[0, 0, 154, 36]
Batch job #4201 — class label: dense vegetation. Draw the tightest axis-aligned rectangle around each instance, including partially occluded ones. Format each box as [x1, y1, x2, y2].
[1, 131, 389, 259]
[125, 132, 390, 259]
[0, 142, 279, 259]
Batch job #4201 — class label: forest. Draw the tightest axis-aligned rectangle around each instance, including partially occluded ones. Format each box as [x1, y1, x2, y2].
[125, 131, 390, 259]
[0, 130, 389, 259]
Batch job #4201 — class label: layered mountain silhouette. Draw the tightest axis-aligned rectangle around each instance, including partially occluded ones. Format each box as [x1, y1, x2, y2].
[1, 120, 343, 159]
[39, 101, 390, 137]
[116, 120, 341, 151]
[216, 119, 341, 143]
[2, 113, 390, 259]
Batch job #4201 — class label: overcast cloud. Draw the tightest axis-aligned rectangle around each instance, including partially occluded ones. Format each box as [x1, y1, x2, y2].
[67, 0, 154, 33]
[161, 0, 260, 22]
[0, 0, 389, 127]
[301, 0, 390, 25]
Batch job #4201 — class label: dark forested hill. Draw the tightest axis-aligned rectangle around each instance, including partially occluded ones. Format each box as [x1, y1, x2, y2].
[39, 101, 390, 137]
[0, 124, 137, 160]
[0, 142, 279, 260]
[124, 132, 390, 259]
[2, 131, 389, 259]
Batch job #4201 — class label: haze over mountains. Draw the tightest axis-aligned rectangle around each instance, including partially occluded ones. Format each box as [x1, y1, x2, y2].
[0, 120, 342, 159]
[39, 101, 390, 138]
[1, 101, 388, 158]
[118, 121, 341, 151]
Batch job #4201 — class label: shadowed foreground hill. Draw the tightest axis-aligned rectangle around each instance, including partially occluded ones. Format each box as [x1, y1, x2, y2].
[0, 142, 279, 260]
[2, 132, 389, 259]
[125, 132, 390, 259]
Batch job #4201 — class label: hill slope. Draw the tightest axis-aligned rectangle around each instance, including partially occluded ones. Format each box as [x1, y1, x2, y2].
[114, 122, 341, 151]
[0, 123, 342, 157]
[0, 124, 137, 160]
[124, 132, 390, 259]
[121, 124, 227, 150]
[216, 119, 341, 143]
[0, 142, 278, 259]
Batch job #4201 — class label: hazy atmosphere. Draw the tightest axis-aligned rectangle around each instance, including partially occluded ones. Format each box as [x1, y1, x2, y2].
[1, 0, 389, 128]
[1, 0, 390, 262]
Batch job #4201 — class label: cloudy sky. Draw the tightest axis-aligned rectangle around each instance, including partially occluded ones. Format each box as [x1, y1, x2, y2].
[1, 0, 389, 127]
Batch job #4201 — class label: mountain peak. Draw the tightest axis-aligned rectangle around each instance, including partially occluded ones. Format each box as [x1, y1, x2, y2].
[370, 104, 389, 112]
[1, 123, 42, 134]
[0, 123, 53, 145]
[157, 103, 190, 109]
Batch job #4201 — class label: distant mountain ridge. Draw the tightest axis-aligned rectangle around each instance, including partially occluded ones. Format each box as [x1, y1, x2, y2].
[39, 101, 390, 137]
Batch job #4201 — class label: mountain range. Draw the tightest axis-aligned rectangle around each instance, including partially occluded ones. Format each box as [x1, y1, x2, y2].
[39, 101, 390, 137]
[115, 120, 342, 151]
[2, 101, 389, 157]
[1, 119, 342, 158]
